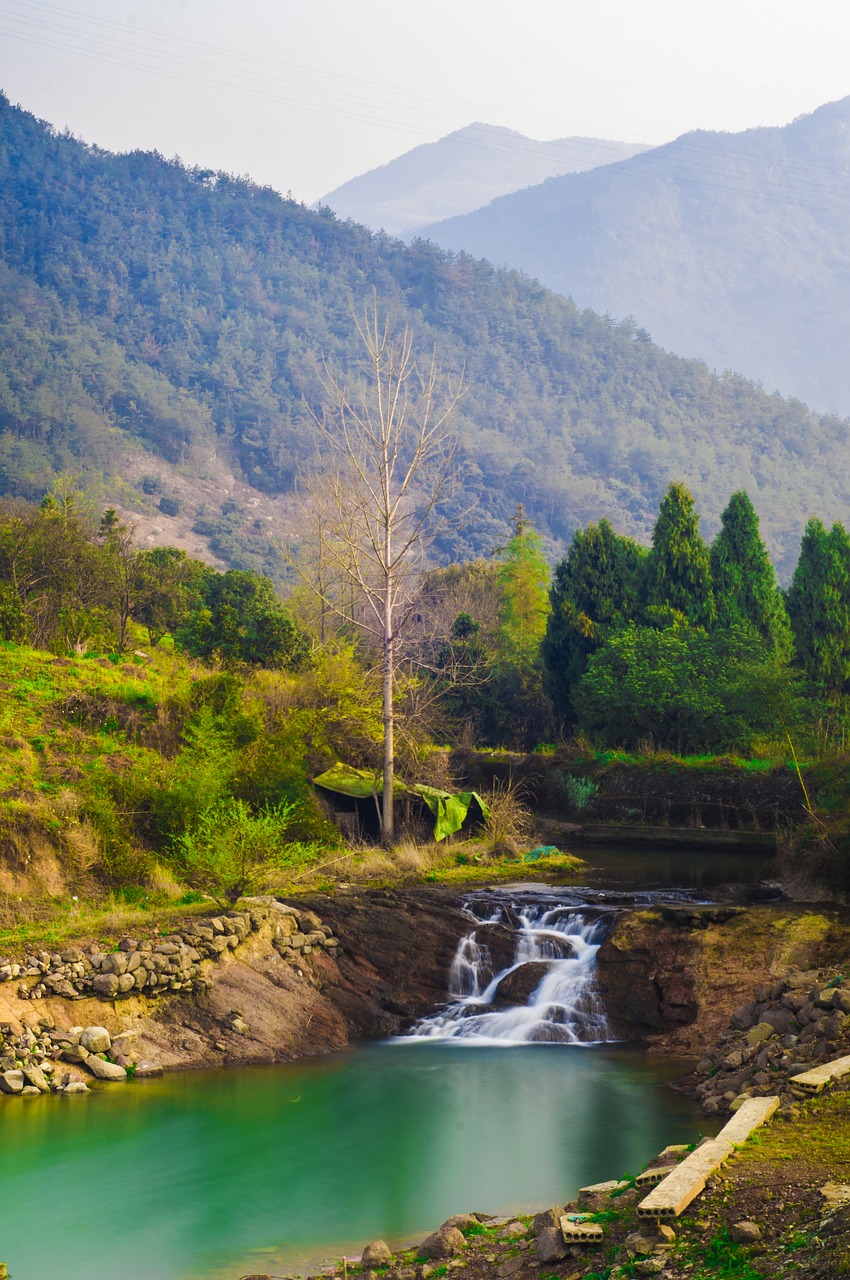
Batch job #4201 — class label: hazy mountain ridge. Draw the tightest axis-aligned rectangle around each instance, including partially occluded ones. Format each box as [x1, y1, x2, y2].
[417, 98, 850, 415]
[0, 91, 848, 579]
[319, 122, 647, 235]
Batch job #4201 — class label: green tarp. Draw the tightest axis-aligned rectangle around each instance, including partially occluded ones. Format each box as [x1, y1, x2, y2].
[312, 763, 490, 841]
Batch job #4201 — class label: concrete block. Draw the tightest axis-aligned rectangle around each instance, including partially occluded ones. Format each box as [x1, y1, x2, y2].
[790, 1054, 850, 1095]
[716, 1095, 780, 1145]
[636, 1165, 678, 1187]
[637, 1139, 733, 1219]
[559, 1217, 603, 1243]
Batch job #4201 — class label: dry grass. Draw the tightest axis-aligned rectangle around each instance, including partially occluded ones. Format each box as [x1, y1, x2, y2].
[480, 777, 534, 857]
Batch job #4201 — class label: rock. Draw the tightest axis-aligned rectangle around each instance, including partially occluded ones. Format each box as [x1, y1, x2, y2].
[80, 1026, 112, 1054]
[499, 1220, 526, 1238]
[495, 1257, 524, 1278]
[491, 962, 554, 1007]
[62, 1081, 90, 1094]
[361, 1241, 392, 1267]
[729, 1221, 762, 1243]
[625, 1231, 660, 1255]
[532, 1208, 561, 1234]
[418, 1226, 465, 1259]
[440, 1214, 480, 1231]
[61, 1044, 90, 1064]
[0, 1070, 24, 1094]
[134, 1061, 162, 1077]
[21, 1064, 50, 1093]
[535, 1227, 568, 1263]
[101, 952, 128, 976]
[86, 1056, 127, 1081]
[632, 1261, 665, 1276]
[825, 1011, 848, 1038]
[92, 973, 120, 999]
[746, 1023, 775, 1046]
[761, 1007, 796, 1034]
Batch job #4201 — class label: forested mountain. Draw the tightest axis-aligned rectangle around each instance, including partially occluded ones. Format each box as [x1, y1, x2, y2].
[419, 98, 850, 416]
[1, 91, 849, 579]
[318, 123, 646, 236]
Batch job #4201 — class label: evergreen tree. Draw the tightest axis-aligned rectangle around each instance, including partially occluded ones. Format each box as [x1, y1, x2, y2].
[710, 490, 792, 656]
[787, 519, 850, 693]
[642, 482, 715, 627]
[542, 519, 645, 726]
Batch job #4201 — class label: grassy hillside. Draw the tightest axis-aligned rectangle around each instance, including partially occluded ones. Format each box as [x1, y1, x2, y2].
[420, 97, 850, 418]
[2, 92, 850, 576]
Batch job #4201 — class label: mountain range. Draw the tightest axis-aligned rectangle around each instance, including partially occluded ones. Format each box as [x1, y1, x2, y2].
[417, 98, 850, 416]
[0, 91, 848, 582]
[318, 123, 646, 235]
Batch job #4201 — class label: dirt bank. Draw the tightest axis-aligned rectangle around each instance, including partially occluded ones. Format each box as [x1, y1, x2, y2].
[596, 902, 850, 1053]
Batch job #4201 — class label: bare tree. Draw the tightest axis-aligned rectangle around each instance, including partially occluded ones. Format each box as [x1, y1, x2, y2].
[301, 303, 463, 844]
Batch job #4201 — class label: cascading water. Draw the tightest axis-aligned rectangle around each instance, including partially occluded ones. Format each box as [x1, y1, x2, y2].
[408, 895, 617, 1045]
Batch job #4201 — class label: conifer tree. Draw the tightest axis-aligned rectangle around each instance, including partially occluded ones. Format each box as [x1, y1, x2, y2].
[642, 482, 715, 627]
[787, 519, 850, 693]
[710, 491, 792, 656]
[542, 519, 645, 725]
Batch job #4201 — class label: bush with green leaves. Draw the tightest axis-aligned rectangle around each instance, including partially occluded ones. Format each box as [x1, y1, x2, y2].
[575, 621, 804, 753]
[170, 796, 316, 906]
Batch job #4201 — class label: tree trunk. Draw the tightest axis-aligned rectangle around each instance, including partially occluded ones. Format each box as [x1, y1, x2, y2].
[382, 571, 395, 846]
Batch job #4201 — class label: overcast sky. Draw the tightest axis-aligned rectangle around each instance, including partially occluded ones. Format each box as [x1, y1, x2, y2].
[2, 0, 850, 202]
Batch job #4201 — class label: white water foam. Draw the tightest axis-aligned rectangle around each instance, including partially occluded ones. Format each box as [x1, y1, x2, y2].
[407, 899, 617, 1046]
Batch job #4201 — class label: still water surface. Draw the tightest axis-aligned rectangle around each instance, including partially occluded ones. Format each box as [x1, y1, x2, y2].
[0, 1041, 708, 1280]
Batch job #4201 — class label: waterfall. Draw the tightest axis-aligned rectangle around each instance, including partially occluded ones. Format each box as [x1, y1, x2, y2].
[407, 895, 617, 1046]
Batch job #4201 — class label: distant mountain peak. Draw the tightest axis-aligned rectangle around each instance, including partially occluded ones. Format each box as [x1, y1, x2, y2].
[418, 97, 850, 417]
[319, 123, 648, 235]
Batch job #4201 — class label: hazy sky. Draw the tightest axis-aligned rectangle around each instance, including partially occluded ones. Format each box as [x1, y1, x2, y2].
[2, 0, 850, 202]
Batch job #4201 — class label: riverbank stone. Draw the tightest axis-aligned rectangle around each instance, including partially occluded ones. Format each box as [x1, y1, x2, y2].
[361, 1241, 392, 1267]
[86, 1056, 127, 1081]
[80, 1026, 111, 1053]
[535, 1226, 569, 1263]
[0, 1070, 23, 1094]
[418, 1226, 465, 1258]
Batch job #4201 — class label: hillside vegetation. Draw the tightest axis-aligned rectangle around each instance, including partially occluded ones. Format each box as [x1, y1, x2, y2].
[420, 96, 850, 417]
[2, 93, 850, 577]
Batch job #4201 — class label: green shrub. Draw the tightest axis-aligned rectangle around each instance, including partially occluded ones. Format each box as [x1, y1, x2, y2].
[169, 796, 316, 905]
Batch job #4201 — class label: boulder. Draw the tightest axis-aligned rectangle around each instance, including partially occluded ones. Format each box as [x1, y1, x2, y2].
[535, 1226, 568, 1263]
[62, 1081, 90, 1095]
[439, 1214, 480, 1231]
[491, 962, 553, 1008]
[532, 1207, 561, 1234]
[92, 973, 120, 999]
[746, 1022, 775, 1046]
[21, 1064, 50, 1093]
[80, 1026, 111, 1054]
[418, 1226, 465, 1259]
[0, 1070, 23, 1094]
[361, 1241, 392, 1268]
[86, 1056, 127, 1082]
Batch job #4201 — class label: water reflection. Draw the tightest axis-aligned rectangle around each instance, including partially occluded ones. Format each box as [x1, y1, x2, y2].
[0, 1044, 710, 1280]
